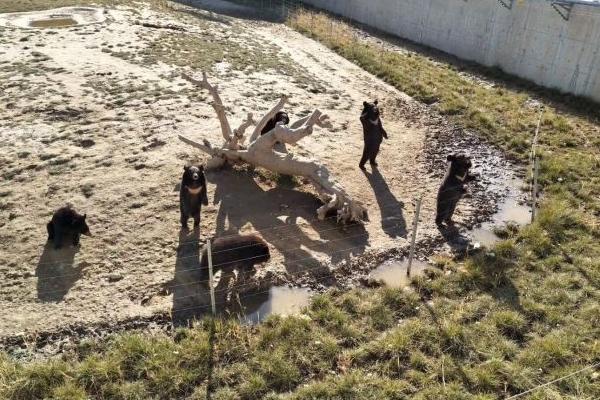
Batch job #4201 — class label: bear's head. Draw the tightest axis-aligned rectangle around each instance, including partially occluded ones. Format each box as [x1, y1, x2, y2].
[274, 111, 290, 126]
[182, 165, 206, 194]
[362, 100, 380, 121]
[261, 111, 290, 135]
[447, 154, 472, 179]
[73, 213, 91, 236]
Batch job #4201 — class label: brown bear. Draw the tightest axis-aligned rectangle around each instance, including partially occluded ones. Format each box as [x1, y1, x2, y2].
[436, 154, 476, 226]
[47, 205, 91, 249]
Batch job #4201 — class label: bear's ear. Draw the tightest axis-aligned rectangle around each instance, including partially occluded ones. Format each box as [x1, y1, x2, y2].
[447, 154, 456, 162]
[363, 101, 368, 108]
[374, 99, 378, 105]
[83, 214, 87, 220]
[183, 165, 189, 171]
[199, 165, 204, 171]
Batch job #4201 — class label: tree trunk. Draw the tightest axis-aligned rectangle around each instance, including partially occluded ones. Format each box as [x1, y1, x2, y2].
[179, 73, 367, 224]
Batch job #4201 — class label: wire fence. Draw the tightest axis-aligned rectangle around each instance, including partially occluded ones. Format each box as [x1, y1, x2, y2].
[3, 2, 598, 398]
[5, 0, 555, 325]
[9, 0, 552, 307]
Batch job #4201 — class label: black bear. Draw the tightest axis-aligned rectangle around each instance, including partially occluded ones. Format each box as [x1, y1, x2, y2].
[199, 234, 270, 281]
[261, 111, 290, 136]
[180, 165, 209, 230]
[261, 110, 290, 153]
[436, 154, 476, 226]
[47, 205, 91, 249]
[359, 100, 388, 170]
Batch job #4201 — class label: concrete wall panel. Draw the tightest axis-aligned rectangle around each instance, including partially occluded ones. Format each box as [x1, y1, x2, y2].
[302, 0, 600, 102]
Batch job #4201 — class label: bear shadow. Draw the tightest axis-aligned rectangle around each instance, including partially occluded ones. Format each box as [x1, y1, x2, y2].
[36, 241, 81, 302]
[437, 223, 471, 252]
[363, 168, 407, 238]
[208, 168, 369, 281]
[170, 227, 212, 325]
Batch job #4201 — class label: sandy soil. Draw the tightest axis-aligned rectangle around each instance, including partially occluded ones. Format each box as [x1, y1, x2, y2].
[0, 2, 517, 337]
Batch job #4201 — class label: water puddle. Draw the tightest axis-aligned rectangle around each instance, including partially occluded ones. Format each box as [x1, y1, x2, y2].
[471, 182, 530, 247]
[238, 286, 312, 324]
[369, 259, 428, 288]
[30, 17, 78, 29]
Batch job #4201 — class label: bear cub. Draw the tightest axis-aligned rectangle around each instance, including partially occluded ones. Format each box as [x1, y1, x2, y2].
[359, 100, 388, 170]
[180, 165, 208, 230]
[436, 154, 476, 226]
[47, 205, 91, 249]
[199, 234, 270, 281]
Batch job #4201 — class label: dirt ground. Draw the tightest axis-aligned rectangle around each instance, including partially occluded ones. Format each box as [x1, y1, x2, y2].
[0, 1, 518, 337]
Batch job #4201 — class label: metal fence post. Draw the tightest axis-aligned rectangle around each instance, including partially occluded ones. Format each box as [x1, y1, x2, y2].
[207, 238, 216, 315]
[407, 196, 423, 277]
[531, 157, 539, 223]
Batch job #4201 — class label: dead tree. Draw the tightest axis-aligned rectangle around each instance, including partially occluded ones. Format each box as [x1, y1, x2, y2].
[178, 73, 368, 224]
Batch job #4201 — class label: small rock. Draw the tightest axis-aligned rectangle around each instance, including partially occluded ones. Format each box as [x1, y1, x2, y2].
[107, 273, 123, 282]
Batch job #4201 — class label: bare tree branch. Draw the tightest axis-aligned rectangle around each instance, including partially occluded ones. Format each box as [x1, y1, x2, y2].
[232, 113, 255, 148]
[178, 75, 367, 224]
[182, 72, 233, 141]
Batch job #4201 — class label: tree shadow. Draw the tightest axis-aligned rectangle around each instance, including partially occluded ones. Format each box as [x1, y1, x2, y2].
[209, 168, 369, 281]
[363, 168, 406, 238]
[36, 242, 81, 302]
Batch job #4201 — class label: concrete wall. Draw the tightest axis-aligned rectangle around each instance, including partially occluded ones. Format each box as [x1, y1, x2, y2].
[301, 0, 600, 102]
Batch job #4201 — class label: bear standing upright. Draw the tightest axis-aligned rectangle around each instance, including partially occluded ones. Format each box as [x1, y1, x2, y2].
[436, 154, 476, 226]
[359, 100, 388, 170]
[47, 205, 91, 249]
[180, 165, 208, 230]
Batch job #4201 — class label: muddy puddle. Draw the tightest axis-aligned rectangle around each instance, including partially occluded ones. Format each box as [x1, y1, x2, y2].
[30, 17, 78, 29]
[470, 179, 530, 247]
[236, 286, 312, 324]
[369, 258, 428, 288]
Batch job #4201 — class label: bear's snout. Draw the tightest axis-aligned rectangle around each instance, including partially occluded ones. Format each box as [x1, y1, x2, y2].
[192, 172, 199, 180]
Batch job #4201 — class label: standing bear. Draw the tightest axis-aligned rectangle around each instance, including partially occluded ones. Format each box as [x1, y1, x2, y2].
[436, 154, 476, 226]
[359, 100, 388, 170]
[47, 205, 91, 249]
[180, 165, 208, 230]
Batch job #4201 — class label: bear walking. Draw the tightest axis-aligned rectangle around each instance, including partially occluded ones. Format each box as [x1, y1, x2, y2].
[180, 165, 209, 230]
[359, 100, 388, 170]
[436, 154, 476, 226]
[199, 234, 270, 282]
[47, 205, 91, 249]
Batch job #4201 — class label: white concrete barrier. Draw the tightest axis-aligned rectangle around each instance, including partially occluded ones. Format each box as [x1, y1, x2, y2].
[301, 0, 600, 103]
